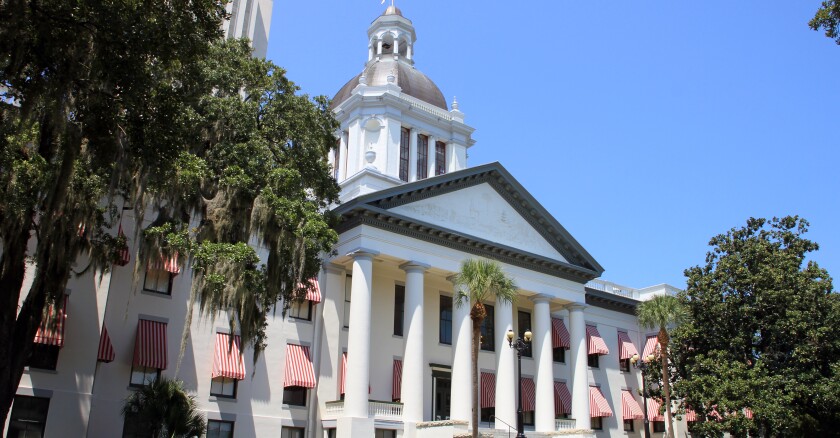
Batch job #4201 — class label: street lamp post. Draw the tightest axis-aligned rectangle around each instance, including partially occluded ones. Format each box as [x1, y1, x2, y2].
[507, 328, 532, 438]
[630, 353, 657, 438]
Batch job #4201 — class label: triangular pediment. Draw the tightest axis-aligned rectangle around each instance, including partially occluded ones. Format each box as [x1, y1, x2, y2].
[334, 162, 604, 282]
[389, 182, 569, 263]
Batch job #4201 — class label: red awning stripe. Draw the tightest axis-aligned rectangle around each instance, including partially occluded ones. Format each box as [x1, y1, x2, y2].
[551, 318, 571, 349]
[481, 372, 496, 408]
[621, 390, 644, 420]
[521, 378, 536, 412]
[115, 224, 131, 266]
[97, 325, 115, 363]
[340, 353, 347, 394]
[586, 325, 609, 355]
[133, 319, 168, 370]
[34, 296, 68, 347]
[392, 359, 402, 400]
[305, 279, 322, 303]
[618, 331, 639, 360]
[744, 408, 754, 419]
[284, 344, 316, 388]
[212, 333, 246, 380]
[589, 387, 614, 418]
[642, 336, 660, 359]
[554, 381, 572, 415]
[647, 397, 664, 421]
[148, 253, 181, 275]
[685, 408, 698, 422]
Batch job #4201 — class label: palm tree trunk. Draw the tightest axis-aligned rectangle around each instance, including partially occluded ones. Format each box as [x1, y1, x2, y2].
[659, 327, 674, 438]
[472, 316, 481, 438]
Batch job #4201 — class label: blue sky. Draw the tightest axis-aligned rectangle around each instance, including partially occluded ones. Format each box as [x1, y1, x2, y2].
[269, 1, 840, 289]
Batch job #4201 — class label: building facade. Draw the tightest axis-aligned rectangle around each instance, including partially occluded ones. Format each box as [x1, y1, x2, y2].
[4, 6, 694, 438]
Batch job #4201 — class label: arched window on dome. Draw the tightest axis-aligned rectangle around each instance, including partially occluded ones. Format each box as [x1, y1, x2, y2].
[380, 33, 395, 55]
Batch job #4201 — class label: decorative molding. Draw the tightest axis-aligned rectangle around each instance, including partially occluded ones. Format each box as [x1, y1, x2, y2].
[584, 288, 638, 315]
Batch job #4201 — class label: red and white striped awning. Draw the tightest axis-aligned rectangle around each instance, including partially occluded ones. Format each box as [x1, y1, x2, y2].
[744, 408, 754, 419]
[621, 390, 644, 420]
[115, 224, 130, 266]
[586, 325, 609, 355]
[554, 381, 572, 415]
[133, 319, 168, 370]
[148, 253, 181, 275]
[284, 344, 316, 388]
[642, 336, 660, 359]
[685, 408, 698, 422]
[304, 278, 321, 303]
[551, 318, 570, 349]
[617, 332, 639, 360]
[647, 397, 664, 421]
[589, 386, 614, 417]
[521, 378, 536, 412]
[97, 325, 115, 363]
[34, 296, 68, 347]
[481, 372, 496, 408]
[212, 333, 245, 380]
[392, 359, 402, 401]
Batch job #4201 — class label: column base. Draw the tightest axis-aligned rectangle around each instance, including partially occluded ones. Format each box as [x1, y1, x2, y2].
[337, 416, 375, 438]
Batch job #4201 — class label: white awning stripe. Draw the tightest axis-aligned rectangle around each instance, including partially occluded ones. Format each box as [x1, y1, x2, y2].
[392, 359, 402, 401]
[481, 372, 496, 408]
[148, 253, 181, 274]
[553, 381, 572, 415]
[621, 390, 644, 420]
[551, 318, 570, 349]
[586, 325, 609, 355]
[521, 378, 536, 412]
[618, 331, 639, 360]
[283, 344, 316, 388]
[305, 279, 322, 303]
[642, 336, 660, 359]
[589, 386, 614, 418]
[34, 296, 68, 347]
[97, 325, 115, 363]
[647, 397, 664, 421]
[133, 319, 167, 370]
[212, 333, 246, 380]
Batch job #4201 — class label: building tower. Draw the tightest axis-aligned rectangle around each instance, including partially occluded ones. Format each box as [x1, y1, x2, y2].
[223, 0, 273, 58]
[329, 6, 475, 204]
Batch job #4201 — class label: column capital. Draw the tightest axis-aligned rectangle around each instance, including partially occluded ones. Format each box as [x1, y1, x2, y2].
[530, 294, 553, 304]
[346, 248, 379, 261]
[399, 261, 430, 273]
[565, 302, 587, 311]
[323, 262, 346, 275]
[446, 274, 459, 284]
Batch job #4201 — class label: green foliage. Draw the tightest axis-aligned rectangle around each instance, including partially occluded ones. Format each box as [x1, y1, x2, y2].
[121, 378, 206, 438]
[811, 0, 840, 44]
[673, 216, 840, 437]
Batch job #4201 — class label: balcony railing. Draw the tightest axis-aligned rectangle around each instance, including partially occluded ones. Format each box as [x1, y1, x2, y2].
[322, 400, 403, 421]
[556, 418, 577, 430]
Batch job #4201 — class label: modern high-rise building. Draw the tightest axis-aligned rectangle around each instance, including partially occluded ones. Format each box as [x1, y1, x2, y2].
[4, 6, 695, 438]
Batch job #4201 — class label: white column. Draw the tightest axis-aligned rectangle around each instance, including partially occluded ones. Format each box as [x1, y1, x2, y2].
[495, 297, 516, 431]
[427, 135, 436, 178]
[393, 38, 400, 58]
[408, 128, 418, 182]
[568, 304, 590, 430]
[400, 262, 429, 429]
[339, 131, 349, 181]
[449, 276, 472, 425]
[377, 39, 383, 55]
[406, 43, 413, 61]
[343, 250, 378, 418]
[532, 296, 555, 432]
[368, 43, 374, 62]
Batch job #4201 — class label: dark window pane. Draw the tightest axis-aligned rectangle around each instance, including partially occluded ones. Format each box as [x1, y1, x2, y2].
[417, 135, 428, 179]
[283, 386, 307, 406]
[207, 420, 235, 438]
[281, 426, 305, 438]
[480, 407, 495, 423]
[591, 417, 603, 430]
[439, 296, 453, 345]
[620, 358, 630, 373]
[8, 395, 50, 438]
[480, 304, 495, 352]
[399, 128, 410, 182]
[553, 347, 565, 363]
[143, 268, 172, 295]
[653, 421, 666, 432]
[435, 141, 446, 175]
[210, 377, 237, 398]
[394, 285, 405, 336]
[26, 344, 60, 370]
[333, 138, 341, 179]
[588, 354, 599, 368]
[624, 419, 634, 431]
[289, 299, 312, 321]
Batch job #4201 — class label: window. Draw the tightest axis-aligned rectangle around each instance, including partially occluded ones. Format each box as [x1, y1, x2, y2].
[439, 295, 453, 345]
[143, 268, 172, 295]
[399, 127, 410, 181]
[26, 344, 60, 370]
[480, 304, 495, 351]
[375, 430, 397, 438]
[553, 347, 565, 363]
[129, 365, 160, 387]
[333, 138, 341, 180]
[620, 358, 631, 373]
[207, 420, 235, 438]
[289, 299, 312, 321]
[517, 311, 532, 357]
[653, 421, 666, 432]
[283, 386, 307, 406]
[394, 285, 405, 336]
[343, 275, 352, 328]
[523, 410, 534, 426]
[417, 134, 428, 179]
[480, 407, 495, 424]
[210, 377, 237, 398]
[591, 416, 603, 430]
[555, 413, 569, 419]
[8, 395, 50, 438]
[326, 429, 336, 438]
[281, 427, 304, 438]
[587, 354, 599, 368]
[435, 141, 446, 175]
[624, 419, 634, 431]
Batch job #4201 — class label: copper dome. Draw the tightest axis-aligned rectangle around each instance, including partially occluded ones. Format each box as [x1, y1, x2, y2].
[331, 60, 448, 111]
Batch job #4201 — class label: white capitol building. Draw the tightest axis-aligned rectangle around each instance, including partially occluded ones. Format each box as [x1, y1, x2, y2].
[6, 5, 694, 438]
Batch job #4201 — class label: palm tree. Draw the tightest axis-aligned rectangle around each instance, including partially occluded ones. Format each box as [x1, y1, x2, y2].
[636, 295, 688, 438]
[453, 258, 518, 438]
[122, 377, 206, 438]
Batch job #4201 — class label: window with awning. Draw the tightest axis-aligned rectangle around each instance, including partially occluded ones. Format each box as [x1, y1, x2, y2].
[213, 333, 245, 380]
[97, 325, 115, 363]
[284, 344, 316, 388]
[642, 335, 659, 359]
[589, 386, 613, 418]
[339, 352, 370, 396]
[520, 377, 536, 412]
[554, 381, 572, 415]
[551, 318, 570, 349]
[621, 390, 644, 420]
[586, 325, 609, 355]
[617, 332, 638, 360]
[481, 372, 495, 408]
[34, 295, 68, 347]
[130, 319, 167, 386]
[392, 359, 402, 401]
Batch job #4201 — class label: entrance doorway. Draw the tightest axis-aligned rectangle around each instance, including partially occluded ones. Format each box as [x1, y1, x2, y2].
[432, 369, 451, 421]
